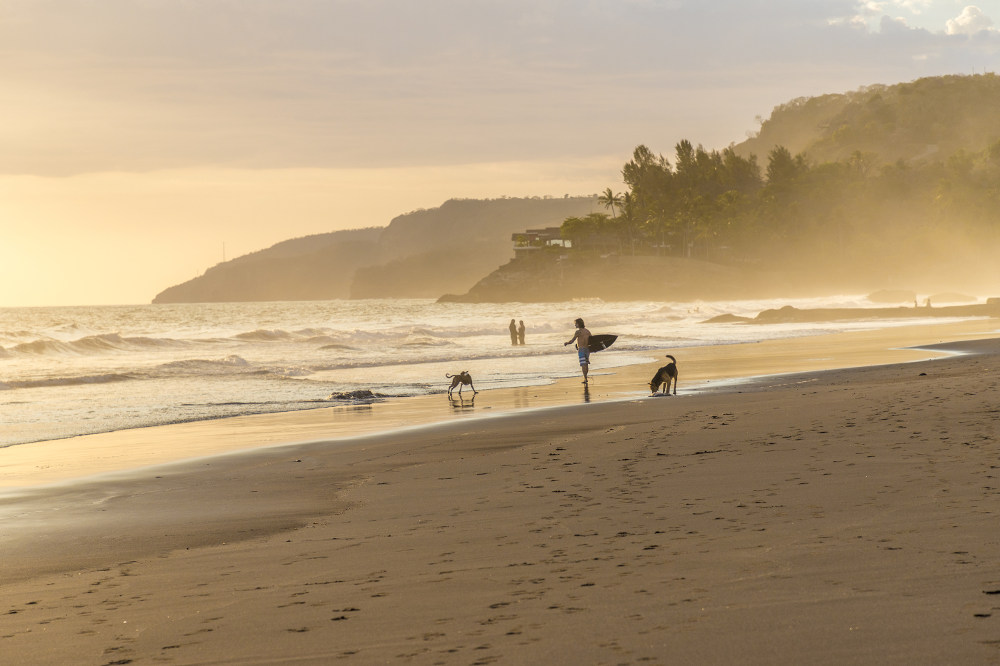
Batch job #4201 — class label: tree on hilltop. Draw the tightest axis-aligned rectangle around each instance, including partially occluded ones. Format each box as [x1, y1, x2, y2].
[598, 188, 623, 219]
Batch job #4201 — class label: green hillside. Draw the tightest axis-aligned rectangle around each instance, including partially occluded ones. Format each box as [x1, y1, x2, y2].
[157, 75, 1000, 304]
[152, 197, 598, 303]
[736, 74, 1000, 165]
[447, 74, 1000, 303]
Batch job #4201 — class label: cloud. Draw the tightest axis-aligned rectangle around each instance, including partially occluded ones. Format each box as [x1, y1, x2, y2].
[892, 0, 934, 13]
[946, 5, 997, 34]
[880, 14, 914, 31]
[836, 1, 1000, 35]
[3, 0, 1000, 177]
[9, 0, 1000, 306]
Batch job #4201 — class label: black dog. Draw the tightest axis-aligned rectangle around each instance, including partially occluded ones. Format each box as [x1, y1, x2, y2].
[649, 355, 678, 395]
[446, 371, 478, 396]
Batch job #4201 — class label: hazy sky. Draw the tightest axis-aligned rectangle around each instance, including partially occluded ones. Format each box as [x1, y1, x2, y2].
[2, 0, 999, 306]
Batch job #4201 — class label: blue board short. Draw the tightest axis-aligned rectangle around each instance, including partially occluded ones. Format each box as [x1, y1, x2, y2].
[578, 347, 590, 365]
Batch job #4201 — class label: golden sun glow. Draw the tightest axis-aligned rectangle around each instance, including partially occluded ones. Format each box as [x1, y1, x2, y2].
[0, 161, 617, 307]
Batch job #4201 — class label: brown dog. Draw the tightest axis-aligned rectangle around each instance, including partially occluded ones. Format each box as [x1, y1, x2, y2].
[446, 371, 478, 396]
[649, 355, 678, 395]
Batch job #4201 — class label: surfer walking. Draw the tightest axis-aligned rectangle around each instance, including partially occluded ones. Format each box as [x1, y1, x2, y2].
[564, 317, 592, 384]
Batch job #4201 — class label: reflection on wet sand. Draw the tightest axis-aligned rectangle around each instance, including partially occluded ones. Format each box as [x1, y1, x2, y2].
[511, 387, 535, 410]
[3, 319, 989, 490]
[339, 404, 374, 414]
[448, 395, 476, 411]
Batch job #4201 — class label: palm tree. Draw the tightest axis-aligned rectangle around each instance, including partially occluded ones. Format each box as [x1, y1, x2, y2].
[615, 192, 638, 255]
[598, 187, 623, 219]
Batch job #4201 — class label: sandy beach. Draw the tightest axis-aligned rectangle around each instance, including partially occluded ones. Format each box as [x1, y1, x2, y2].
[2, 319, 1000, 664]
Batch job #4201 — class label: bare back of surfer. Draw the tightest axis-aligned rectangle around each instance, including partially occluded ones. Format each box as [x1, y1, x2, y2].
[564, 317, 592, 384]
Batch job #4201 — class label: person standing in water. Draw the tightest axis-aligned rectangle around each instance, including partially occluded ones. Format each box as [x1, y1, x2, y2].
[509, 319, 518, 345]
[564, 317, 591, 384]
[517, 320, 525, 345]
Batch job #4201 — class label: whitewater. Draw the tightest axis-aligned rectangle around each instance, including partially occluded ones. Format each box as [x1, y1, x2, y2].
[0, 295, 976, 448]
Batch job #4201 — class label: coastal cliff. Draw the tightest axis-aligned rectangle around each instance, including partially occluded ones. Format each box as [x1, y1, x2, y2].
[438, 253, 779, 303]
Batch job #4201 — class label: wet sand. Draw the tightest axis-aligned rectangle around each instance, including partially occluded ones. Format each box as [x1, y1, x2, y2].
[1, 319, 999, 663]
[1, 318, 997, 490]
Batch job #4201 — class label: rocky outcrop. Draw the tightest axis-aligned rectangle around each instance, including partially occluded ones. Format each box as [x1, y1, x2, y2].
[753, 302, 1000, 322]
[704, 302, 1000, 324]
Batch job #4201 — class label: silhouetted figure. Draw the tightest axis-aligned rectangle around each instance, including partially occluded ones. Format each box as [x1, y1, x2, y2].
[649, 355, 678, 395]
[445, 371, 477, 397]
[509, 319, 518, 345]
[564, 317, 592, 384]
[517, 320, 525, 345]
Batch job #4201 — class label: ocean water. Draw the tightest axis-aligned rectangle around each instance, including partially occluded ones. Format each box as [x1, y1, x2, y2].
[0, 295, 977, 448]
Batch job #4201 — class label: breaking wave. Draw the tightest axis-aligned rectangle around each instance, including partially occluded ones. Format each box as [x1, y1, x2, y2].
[10, 333, 193, 356]
[0, 372, 135, 390]
[6, 294, 939, 448]
[156, 355, 257, 376]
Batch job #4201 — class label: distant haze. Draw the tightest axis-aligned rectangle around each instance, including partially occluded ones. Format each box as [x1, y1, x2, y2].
[2, 1, 999, 306]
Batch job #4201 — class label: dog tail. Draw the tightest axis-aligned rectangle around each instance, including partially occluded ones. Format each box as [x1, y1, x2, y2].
[445, 373, 454, 378]
[665, 354, 676, 364]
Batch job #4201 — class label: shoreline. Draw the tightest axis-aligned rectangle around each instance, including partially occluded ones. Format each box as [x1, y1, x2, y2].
[1, 317, 998, 491]
[1, 320, 1000, 662]
[2, 327, 1000, 662]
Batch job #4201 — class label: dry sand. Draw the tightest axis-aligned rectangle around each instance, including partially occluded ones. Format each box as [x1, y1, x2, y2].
[1, 320, 999, 664]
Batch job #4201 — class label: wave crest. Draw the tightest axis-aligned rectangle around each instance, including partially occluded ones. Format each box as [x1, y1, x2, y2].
[235, 329, 295, 341]
[0, 373, 135, 390]
[156, 355, 256, 376]
[10, 333, 192, 356]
